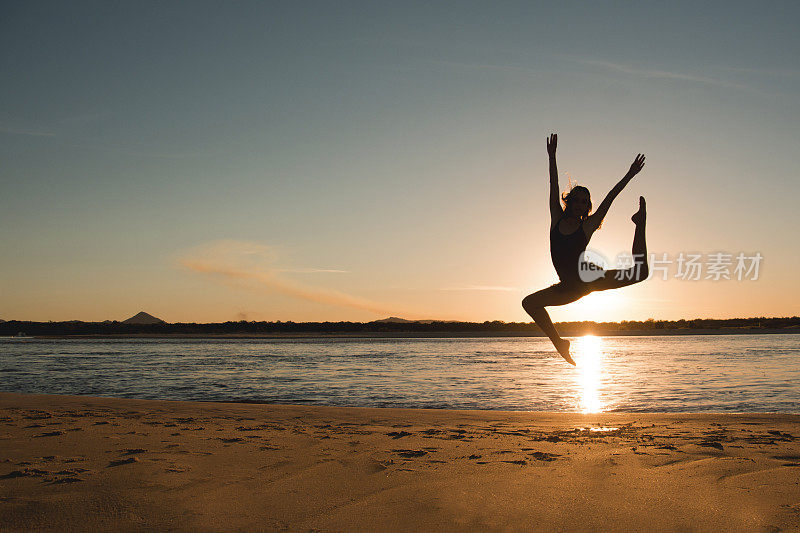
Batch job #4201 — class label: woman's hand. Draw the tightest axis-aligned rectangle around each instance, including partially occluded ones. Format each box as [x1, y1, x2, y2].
[546, 133, 557, 158]
[626, 153, 645, 178]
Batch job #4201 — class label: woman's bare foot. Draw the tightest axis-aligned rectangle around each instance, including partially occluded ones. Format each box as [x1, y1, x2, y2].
[553, 338, 575, 365]
[631, 196, 646, 225]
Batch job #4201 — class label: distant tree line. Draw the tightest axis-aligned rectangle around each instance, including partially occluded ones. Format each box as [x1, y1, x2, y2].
[1, 316, 798, 337]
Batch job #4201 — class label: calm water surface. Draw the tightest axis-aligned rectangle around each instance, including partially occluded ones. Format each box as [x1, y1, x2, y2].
[1, 335, 798, 412]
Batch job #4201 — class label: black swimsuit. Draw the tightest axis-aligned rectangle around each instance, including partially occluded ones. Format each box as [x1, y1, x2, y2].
[550, 213, 592, 292]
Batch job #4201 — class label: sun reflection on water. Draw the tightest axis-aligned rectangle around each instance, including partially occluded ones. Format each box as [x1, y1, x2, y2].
[574, 335, 605, 413]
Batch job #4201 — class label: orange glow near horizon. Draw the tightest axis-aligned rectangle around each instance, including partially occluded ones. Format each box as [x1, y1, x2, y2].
[560, 290, 627, 323]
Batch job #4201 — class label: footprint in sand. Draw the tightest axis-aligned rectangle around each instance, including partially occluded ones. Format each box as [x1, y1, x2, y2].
[50, 477, 82, 484]
[33, 431, 64, 438]
[767, 430, 795, 441]
[122, 449, 147, 455]
[528, 451, 560, 462]
[23, 413, 52, 421]
[367, 459, 390, 474]
[541, 435, 562, 442]
[48, 468, 88, 484]
[772, 454, 800, 466]
[1, 470, 31, 479]
[392, 449, 427, 458]
[108, 457, 138, 467]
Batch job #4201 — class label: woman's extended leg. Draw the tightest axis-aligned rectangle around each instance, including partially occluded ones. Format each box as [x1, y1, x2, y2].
[590, 196, 649, 291]
[522, 284, 586, 365]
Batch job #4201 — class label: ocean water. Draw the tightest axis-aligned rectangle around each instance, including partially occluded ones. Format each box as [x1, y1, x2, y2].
[1, 335, 798, 413]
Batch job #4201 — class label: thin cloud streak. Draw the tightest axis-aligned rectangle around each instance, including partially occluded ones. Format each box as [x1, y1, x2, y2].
[574, 58, 751, 90]
[420, 59, 542, 76]
[413, 56, 756, 93]
[0, 121, 210, 158]
[0, 126, 56, 137]
[275, 268, 349, 274]
[178, 241, 393, 316]
[441, 285, 520, 292]
[714, 66, 800, 78]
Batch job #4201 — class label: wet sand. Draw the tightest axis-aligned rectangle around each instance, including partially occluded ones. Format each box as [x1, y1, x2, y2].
[1, 393, 798, 531]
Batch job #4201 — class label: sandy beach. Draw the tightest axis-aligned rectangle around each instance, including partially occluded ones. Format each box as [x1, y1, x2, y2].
[0, 393, 798, 532]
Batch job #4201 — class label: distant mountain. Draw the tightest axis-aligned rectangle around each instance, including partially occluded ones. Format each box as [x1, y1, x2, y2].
[374, 317, 415, 323]
[122, 312, 166, 325]
[374, 317, 459, 324]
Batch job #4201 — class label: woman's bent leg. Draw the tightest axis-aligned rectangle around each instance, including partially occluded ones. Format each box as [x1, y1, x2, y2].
[522, 283, 587, 365]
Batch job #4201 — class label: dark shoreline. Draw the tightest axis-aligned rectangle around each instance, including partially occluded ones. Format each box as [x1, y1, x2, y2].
[8, 326, 800, 340]
[3, 316, 798, 338]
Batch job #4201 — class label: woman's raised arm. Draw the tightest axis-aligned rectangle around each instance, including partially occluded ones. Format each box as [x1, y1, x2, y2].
[585, 154, 645, 232]
[547, 134, 562, 220]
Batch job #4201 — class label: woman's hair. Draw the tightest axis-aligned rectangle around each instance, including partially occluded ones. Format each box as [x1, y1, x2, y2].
[561, 185, 592, 222]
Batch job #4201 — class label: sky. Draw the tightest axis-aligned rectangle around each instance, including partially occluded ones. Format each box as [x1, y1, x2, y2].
[1, 1, 799, 323]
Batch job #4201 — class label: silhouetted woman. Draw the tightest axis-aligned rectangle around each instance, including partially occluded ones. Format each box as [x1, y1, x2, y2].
[522, 134, 649, 365]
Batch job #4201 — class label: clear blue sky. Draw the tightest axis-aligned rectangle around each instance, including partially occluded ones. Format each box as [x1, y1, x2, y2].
[1, 1, 798, 322]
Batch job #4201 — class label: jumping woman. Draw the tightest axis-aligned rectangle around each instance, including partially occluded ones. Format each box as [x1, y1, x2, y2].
[522, 133, 649, 365]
